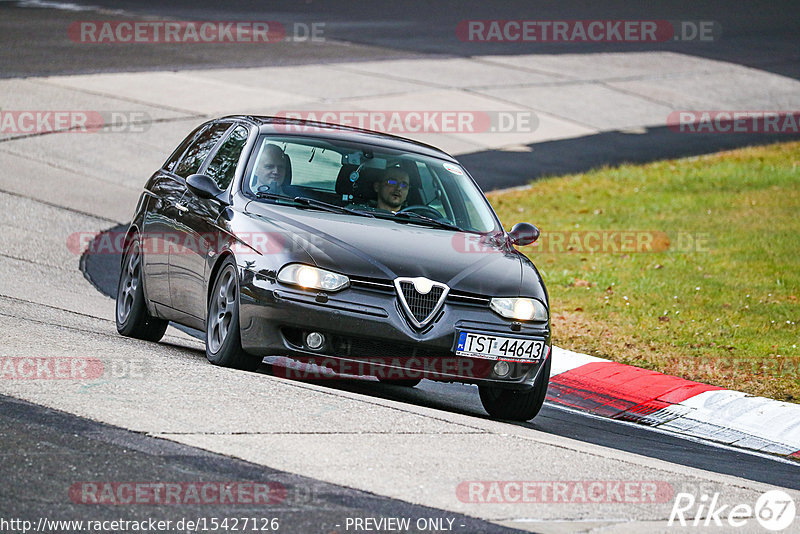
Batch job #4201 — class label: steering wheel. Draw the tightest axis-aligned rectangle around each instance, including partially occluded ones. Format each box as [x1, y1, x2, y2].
[398, 205, 445, 220]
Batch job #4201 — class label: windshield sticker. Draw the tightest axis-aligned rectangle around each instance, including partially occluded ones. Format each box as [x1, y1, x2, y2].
[443, 163, 464, 175]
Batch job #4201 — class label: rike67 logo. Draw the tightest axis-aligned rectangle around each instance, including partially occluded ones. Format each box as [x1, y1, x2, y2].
[669, 489, 797, 531]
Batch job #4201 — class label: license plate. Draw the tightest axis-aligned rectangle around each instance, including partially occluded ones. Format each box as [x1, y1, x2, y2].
[455, 332, 545, 362]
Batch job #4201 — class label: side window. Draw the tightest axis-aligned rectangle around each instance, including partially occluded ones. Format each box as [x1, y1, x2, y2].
[205, 125, 249, 190]
[164, 123, 207, 173]
[173, 123, 231, 178]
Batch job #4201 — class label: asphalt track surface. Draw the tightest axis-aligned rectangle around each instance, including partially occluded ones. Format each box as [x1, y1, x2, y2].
[81, 229, 800, 491]
[2, 0, 800, 190]
[3, 0, 798, 77]
[2, 1, 800, 531]
[0, 394, 524, 534]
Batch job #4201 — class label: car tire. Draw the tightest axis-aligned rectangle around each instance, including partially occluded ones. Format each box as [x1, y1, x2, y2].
[478, 354, 551, 421]
[206, 258, 262, 371]
[377, 377, 422, 387]
[116, 237, 168, 342]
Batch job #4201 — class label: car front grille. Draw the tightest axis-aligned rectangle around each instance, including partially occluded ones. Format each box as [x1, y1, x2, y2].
[398, 281, 444, 323]
[331, 335, 494, 379]
[349, 276, 491, 307]
[333, 335, 449, 360]
[330, 335, 536, 380]
[392, 277, 450, 328]
[280, 327, 537, 381]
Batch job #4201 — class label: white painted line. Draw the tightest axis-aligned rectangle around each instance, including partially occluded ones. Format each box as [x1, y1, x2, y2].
[669, 390, 800, 451]
[550, 346, 609, 376]
[552, 347, 800, 456]
[546, 402, 800, 466]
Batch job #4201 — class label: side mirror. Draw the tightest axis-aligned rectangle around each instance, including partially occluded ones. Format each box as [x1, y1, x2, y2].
[508, 222, 540, 246]
[186, 174, 228, 204]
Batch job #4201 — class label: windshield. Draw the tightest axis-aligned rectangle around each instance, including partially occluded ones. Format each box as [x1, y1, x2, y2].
[242, 135, 500, 233]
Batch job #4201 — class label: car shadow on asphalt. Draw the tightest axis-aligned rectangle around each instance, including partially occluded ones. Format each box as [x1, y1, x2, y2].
[256, 358, 509, 423]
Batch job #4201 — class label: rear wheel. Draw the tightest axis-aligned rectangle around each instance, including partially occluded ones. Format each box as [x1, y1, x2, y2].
[478, 354, 551, 421]
[206, 258, 262, 371]
[116, 237, 168, 342]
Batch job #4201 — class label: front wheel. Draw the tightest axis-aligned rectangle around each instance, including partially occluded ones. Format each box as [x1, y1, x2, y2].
[206, 258, 262, 371]
[116, 237, 168, 342]
[478, 354, 551, 421]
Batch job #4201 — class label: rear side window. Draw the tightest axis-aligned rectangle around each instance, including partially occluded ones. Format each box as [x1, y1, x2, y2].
[205, 125, 249, 190]
[164, 123, 207, 173]
[174, 123, 230, 178]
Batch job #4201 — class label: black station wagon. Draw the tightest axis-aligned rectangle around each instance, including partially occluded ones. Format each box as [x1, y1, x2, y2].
[116, 116, 551, 420]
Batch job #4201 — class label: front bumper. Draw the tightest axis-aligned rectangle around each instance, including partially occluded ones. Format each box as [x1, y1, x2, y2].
[238, 269, 551, 390]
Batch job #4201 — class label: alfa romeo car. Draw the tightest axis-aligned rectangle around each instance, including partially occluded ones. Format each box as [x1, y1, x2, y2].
[116, 116, 551, 421]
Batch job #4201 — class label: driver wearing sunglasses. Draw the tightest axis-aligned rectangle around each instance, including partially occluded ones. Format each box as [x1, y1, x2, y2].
[374, 167, 410, 212]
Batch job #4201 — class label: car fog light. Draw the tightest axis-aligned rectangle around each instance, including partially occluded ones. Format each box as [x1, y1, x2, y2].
[306, 332, 325, 350]
[493, 361, 510, 377]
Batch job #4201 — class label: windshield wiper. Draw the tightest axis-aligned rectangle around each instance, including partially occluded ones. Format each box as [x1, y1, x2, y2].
[254, 191, 293, 201]
[392, 211, 462, 231]
[365, 210, 462, 231]
[254, 192, 373, 217]
[290, 196, 375, 217]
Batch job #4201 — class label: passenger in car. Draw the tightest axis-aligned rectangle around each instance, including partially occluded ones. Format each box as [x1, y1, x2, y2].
[254, 143, 288, 194]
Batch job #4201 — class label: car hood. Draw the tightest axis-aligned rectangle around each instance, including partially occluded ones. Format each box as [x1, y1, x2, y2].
[243, 202, 534, 297]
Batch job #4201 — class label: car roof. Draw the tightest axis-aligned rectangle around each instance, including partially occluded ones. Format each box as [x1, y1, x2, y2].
[218, 115, 460, 163]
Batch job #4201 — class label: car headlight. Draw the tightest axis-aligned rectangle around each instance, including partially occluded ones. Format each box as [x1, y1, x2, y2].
[490, 297, 548, 321]
[277, 264, 349, 292]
